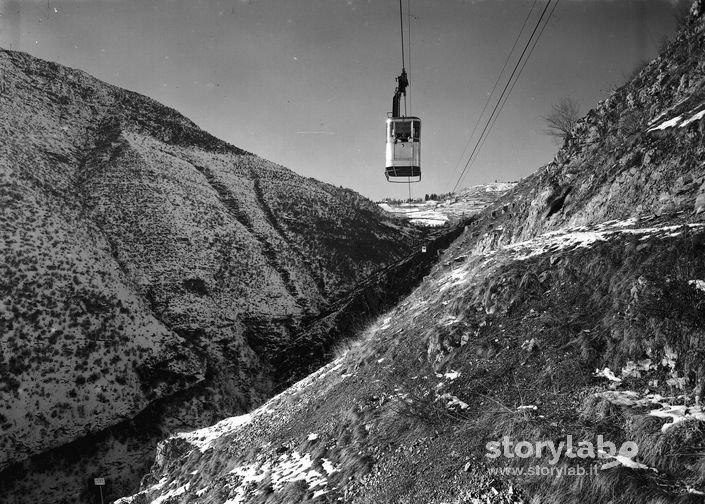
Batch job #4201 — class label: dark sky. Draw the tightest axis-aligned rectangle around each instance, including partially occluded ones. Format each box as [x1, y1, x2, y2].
[0, 0, 691, 200]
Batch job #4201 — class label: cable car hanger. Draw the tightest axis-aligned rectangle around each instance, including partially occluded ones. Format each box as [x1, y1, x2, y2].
[392, 69, 408, 119]
[385, 0, 421, 184]
[392, 0, 409, 120]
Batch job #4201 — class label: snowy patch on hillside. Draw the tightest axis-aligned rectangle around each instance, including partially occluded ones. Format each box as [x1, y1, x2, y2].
[504, 220, 703, 262]
[172, 356, 350, 455]
[175, 414, 255, 452]
[114, 477, 168, 504]
[440, 220, 705, 291]
[224, 451, 337, 503]
[647, 104, 705, 131]
[378, 202, 449, 227]
[650, 404, 705, 432]
[151, 483, 190, 504]
[118, 351, 354, 503]
[596, 390, 705, 432]
[410, 217, 449, 227]
[649, 115, 684, 131]
[378, 183, 516, 227]
[689, 279, 705, 292]
[479, 182, 517, 193]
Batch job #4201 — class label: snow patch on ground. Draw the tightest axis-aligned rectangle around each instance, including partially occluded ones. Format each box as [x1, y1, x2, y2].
[151, 484, 190, 504]
[438, 393, 469, 410]
[483, 182, 516, 192]
[225, 450, 337, 502]
[172, 356, 350, 457]
[596, 391, 705, 432]
[410, 217, 448, 227]
[436, 222, 705, 321]
[689, 279, 705, 292]
[443, 370, 461, 380]
[498, 221, 702, 263]
[648, 115, 684, 131]
[175, 414, 254, 452]
[681, 108, 705, 127]
[225, 461, 269, 504]
[272, 452, 328, 491]
[647, 104, 705, 131]
[600, 453, 656, 471]
[594, 367, 623, 383]
[114, 477, 169, 504]
[322, 458, 339, 475]
[649, 405, 705, 432]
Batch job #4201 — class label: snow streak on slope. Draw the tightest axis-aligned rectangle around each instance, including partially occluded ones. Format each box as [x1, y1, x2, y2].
[505, 220, 704, 261]
[441, 219, 705, 291]
[648, 104, 705, 131]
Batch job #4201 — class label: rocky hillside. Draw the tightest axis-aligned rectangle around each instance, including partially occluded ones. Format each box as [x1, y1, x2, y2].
[0, 48, 429, 502]
[120, 3, 705, 503]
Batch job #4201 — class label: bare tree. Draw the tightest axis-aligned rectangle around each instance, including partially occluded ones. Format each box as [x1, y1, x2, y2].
[543, 98, 581, 144]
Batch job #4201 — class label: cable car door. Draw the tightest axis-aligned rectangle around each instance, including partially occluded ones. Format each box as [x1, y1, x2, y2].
[392, 119, 412, 164]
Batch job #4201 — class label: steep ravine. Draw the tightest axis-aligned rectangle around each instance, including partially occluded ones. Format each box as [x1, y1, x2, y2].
[0, 46, 446, 503]
[0, 222, 468, 504]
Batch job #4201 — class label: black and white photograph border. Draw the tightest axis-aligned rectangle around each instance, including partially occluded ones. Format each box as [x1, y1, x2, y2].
[1, 1, 705, 503]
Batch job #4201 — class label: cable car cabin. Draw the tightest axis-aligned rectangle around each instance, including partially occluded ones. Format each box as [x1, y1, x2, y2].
[385, 116, 421, 182]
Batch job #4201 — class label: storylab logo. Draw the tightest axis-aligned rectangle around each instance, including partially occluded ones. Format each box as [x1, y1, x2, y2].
[486, 435, 639, 470]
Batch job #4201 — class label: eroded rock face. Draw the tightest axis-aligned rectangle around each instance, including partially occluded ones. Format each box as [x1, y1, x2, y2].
[0, 48, 422, 502]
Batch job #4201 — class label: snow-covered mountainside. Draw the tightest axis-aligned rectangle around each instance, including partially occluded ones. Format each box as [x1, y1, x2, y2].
[0, 48, 430, 502]
[379, 182, 517, 227]
[121, 3, 705, 503]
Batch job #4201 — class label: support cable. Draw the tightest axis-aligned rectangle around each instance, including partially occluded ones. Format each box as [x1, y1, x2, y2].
[399, 0, 406, 69]
[407, 0, 412, 115]
[448, 0, 539, 189]
[451, 0, 556, 194]
[472, 0, 561, 173]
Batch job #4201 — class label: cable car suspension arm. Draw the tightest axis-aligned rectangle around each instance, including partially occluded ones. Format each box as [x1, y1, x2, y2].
[392, 0, 409, 117]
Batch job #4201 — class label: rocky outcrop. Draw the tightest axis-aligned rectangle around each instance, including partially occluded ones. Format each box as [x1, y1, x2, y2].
[447, 3, 705, 260]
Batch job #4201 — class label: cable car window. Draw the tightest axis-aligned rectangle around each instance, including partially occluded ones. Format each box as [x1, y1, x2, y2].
[394, 121, 411, 141]
[412, 121, 420, 140]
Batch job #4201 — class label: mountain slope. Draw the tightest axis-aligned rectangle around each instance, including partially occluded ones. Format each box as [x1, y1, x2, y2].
[120, 3, 705, 503]
[0, 48, 425, 502]
[118, 219, 705, 504]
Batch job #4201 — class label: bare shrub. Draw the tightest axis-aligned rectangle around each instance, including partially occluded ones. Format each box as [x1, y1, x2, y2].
[544, 98, 581, 145]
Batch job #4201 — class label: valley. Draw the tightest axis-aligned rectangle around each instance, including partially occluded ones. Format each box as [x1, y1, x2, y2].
[3, 1, 705, 503]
